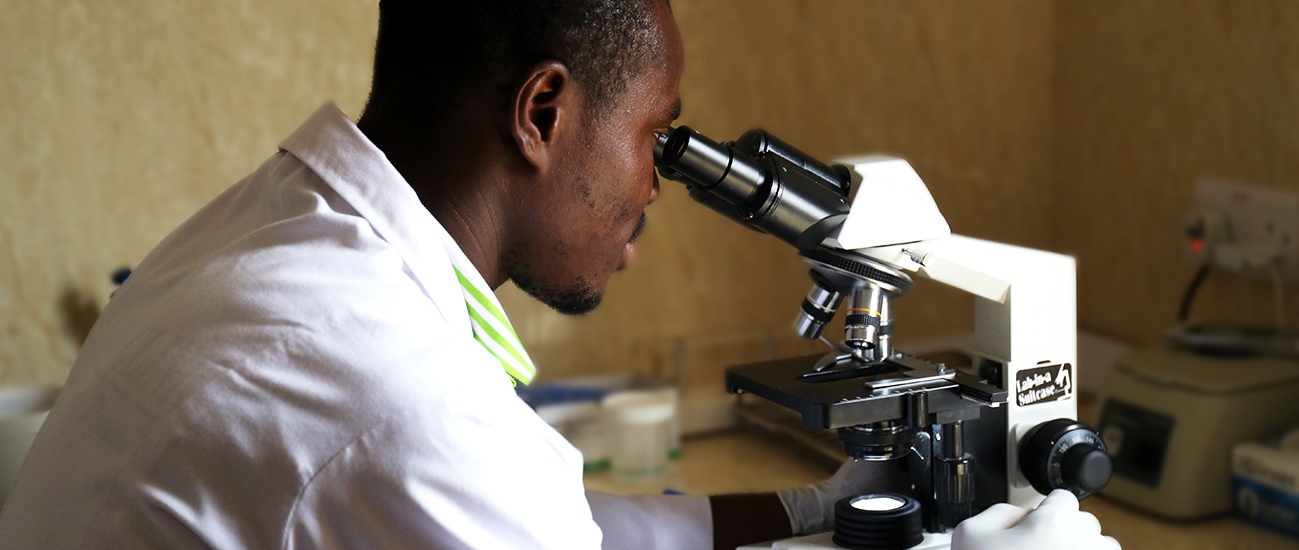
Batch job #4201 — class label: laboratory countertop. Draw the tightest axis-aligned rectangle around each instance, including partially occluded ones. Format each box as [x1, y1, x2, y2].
[584, 430, 1299, 550]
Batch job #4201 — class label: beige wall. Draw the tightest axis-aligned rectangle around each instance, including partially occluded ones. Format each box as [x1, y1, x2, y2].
[1054, 0, 1299, 343]
[0, 0, 379, 385]
[9, 0, 1286, 390]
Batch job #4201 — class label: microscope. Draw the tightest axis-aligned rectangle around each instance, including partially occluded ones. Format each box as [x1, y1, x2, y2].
[654, 127, 1113, 549]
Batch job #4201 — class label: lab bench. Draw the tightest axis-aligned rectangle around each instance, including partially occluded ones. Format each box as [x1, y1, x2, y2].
[584, 430, 1299, 550]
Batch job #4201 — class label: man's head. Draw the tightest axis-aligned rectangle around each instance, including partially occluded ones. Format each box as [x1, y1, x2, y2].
[360, 0, 683, 315]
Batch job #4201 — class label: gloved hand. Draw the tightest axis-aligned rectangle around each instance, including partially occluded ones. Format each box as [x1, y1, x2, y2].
[776, 458, 906, 535]
[952, 489, 1120, 550]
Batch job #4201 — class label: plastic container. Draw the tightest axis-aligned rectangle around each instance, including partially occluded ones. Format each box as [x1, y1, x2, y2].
[604, 389, 677, 482]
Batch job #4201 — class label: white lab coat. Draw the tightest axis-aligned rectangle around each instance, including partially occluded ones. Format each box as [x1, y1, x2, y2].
[0, 104, 711, 550]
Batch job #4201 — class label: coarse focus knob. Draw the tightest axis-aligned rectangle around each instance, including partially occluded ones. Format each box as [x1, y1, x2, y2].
[1019, 419, 1112, 498]
[1061, 445, 1112, 495]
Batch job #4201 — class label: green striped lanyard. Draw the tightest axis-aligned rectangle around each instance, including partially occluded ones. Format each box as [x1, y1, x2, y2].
[453, 266, 536, 386]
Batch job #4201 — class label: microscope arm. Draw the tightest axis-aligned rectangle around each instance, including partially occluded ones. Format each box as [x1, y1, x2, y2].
[857, 234, 1085, 510]
[854, 234, 1077, 371]
[856, 236, 1012, 303]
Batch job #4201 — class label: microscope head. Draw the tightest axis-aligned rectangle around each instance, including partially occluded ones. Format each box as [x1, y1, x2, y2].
[793, 155, 952, 357]
[824, 155, 951, 251]
[653, 127, 950, 251]
[654, 126, 853, 250]
[654, 126, 952, 359]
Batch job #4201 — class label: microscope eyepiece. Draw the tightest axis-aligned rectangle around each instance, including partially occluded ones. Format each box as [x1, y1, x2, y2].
[657, 126, 688, 165]
[652, 125, 852, 251]
[654, 126, 764, 199]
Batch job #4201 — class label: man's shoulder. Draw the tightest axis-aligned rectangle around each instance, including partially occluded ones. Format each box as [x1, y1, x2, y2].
[104, 145, 458, 354]
[68, 141, 491, 457]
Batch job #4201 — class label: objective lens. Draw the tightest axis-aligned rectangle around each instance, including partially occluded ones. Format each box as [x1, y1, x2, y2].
[794, 273, 843, 340]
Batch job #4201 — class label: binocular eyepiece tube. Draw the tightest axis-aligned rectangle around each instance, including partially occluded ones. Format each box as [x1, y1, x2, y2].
[654, 125, 854, 251]
[655, 126, 766, 207]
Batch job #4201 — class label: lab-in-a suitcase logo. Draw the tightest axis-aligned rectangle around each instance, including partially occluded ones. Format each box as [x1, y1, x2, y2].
[1015, 363, 1073, 407]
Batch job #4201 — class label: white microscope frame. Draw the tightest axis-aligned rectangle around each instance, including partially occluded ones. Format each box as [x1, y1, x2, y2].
[858, 236, 1079, 511]
[745, 157, 1081, 550]
[829, 155, 1079, 512]
[746, 232, 1080, 546]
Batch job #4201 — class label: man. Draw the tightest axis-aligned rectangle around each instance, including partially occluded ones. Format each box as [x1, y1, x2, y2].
[0, 1, 1118, 549]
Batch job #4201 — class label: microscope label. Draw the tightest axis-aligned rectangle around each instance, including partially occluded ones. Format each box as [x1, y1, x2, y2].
[1015, 363, 1073, 407]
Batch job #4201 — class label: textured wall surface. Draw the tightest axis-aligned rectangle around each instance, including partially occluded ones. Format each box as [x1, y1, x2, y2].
[0, 0, 380, 385]
[1054, 0, 1299, 343]
[0, 0, 1056, 387]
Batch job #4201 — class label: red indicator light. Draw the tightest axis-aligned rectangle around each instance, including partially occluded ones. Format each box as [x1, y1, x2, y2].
[1190, 238, 1203, 253]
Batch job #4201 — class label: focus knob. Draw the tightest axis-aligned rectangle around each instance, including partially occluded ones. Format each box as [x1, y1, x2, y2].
[1020, 419, 1111, 498]
[1062, 445, 1113, 494]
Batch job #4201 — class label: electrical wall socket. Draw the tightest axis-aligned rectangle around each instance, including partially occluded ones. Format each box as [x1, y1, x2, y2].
[1193, 178, 1299, 284]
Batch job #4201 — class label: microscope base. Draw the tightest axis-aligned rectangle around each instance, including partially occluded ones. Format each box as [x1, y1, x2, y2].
[738, 530, 952, 550]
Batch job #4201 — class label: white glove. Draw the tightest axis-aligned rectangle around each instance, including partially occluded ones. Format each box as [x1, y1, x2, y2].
[776, 458, 906, 535]
[952, 490, 1120, 550]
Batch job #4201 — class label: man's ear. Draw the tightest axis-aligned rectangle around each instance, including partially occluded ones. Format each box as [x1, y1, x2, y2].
[512, 61, 576, 172]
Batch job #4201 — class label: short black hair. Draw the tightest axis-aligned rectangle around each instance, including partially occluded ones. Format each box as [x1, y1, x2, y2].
[362, 0, 666, 127]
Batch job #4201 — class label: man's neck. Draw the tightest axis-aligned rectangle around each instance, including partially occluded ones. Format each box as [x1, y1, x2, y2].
[420, 180, 511, 290]
[360, 121, 514, 290]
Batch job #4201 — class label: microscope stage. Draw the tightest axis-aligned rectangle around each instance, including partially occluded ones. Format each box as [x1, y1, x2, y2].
[725, 352, 1006, 430]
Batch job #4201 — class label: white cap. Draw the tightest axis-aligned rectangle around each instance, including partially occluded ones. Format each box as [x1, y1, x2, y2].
[604, 390, 676, 425]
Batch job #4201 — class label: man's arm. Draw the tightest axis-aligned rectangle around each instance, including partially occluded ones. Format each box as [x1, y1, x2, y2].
[587, 491, 713, 549]
[709, 493, 792, 550]
[590, 459, 899, 550]
[585, 491, 791, 550]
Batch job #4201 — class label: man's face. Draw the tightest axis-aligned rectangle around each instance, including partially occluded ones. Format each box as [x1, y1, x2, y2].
[506, 5, 684, 315]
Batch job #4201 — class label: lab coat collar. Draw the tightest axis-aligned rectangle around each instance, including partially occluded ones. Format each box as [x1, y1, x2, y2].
[278, 103, 473, 339]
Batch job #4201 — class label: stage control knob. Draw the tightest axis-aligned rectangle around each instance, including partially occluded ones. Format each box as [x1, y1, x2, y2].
[1019, 419, 1112, 498]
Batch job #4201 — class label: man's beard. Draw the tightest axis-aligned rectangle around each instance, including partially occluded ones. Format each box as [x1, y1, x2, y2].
[513, 273, 604, 316]
[509, 213, 646, 316]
